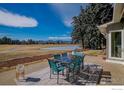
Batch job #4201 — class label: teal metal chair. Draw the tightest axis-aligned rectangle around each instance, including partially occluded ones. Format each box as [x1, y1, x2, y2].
[68, 55, 83, 83]
[72, 56, 82, 72]
[75, 55, 85, 69]
[53, 54, 61, 60]
[62, 53, 68, 58]
[48, 59, 65, 84]
[53, 54, 62, 67]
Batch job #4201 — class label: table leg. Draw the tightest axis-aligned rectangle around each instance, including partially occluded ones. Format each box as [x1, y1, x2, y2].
[66, 67, 70, 81]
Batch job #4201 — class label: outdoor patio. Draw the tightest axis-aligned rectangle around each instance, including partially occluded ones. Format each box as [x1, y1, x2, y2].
[0, 54, 124, 85]
[15, 54, 124, 85]
[15, 67, 102, 85]
[15, 54, 110, 85]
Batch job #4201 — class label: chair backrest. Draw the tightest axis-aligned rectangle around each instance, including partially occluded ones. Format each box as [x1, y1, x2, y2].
[69, 54, 85, 71]
[62, 53, 68, 57]
[70, 56, 81, 71]
[78, 55, 85, 69]
[48, 59, 58, 72]
[53, 54, 61, 60]
[72, 55, 85, 68]
[73, 55, 81, 63]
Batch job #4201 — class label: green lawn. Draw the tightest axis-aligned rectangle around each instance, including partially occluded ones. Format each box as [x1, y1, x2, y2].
[83, 49, 105, 56]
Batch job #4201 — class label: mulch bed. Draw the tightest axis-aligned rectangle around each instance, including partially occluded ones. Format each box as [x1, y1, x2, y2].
[0, 54, 52, 68]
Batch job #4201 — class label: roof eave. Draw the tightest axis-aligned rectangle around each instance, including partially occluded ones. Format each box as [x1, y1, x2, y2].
[97, 21, 113, 33]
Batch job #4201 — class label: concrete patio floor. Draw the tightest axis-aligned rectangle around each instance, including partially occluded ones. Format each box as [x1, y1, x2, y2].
[85, 55, 124, 85]
[0, 55, 124, 85]
[15, 67, 70, 85]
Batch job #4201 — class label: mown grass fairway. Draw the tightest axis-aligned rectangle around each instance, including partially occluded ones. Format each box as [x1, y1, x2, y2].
[0, 44, 76, 61]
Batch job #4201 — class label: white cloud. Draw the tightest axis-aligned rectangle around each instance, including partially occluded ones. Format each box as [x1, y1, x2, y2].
[48, 36, 71, 40]
[64, 19, 72, 27]
[0, 9, 38, 27]
[62, 34, 67, 36]
[50, 4, 81, 27]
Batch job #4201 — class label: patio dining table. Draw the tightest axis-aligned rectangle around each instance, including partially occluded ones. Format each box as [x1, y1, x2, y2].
[54, 56, 74, 81]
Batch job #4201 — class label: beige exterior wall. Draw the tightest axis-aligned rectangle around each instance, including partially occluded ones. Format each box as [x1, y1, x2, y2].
[113, 4, 124, 23]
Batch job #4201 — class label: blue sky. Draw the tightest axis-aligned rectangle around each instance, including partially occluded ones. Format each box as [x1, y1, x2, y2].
[0, 3, 87, 41]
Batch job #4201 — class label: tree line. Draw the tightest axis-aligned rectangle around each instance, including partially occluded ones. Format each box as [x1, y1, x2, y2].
[71, 3, 113, 49]
[0, 36, 72, 44]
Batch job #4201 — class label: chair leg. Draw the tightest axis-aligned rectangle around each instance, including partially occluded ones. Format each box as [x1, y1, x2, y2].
[62, 70, 64, 76]
[72, 70, 75, 82]
[50, 69, 51, 79]
[57, 72, 59, 84]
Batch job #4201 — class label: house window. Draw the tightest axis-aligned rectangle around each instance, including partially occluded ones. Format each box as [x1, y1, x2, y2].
[111, 32, 122, 58]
